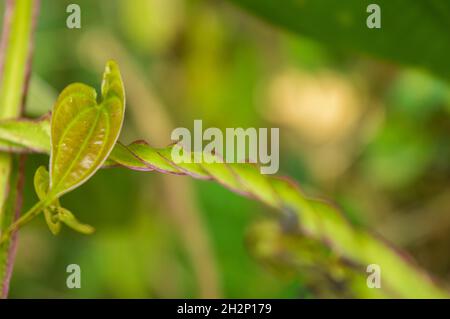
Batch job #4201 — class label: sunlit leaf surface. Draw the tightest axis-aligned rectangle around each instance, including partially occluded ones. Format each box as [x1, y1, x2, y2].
[49, 61, 125, 198]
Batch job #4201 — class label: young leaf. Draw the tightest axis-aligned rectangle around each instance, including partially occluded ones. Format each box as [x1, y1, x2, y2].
[49, 61, 125, 198]
[57, 208, 95, 235]
[34, 166, 94, 235]
[34, 165, 50, 201]
[34, 166, 60, 235]
[43, 207, 61, 236]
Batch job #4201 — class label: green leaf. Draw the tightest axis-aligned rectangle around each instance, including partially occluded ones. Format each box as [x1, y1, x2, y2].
[49, 60, 125, 198]
[33, 165, 94, 235]
[0, 115, 50, 153]
[33, 166, 50, 200]
[227, 0, 450, 81]
[247, 220, 389, 298]
[57, 208, 95, 235]
[43, 206, 61, 236]
[34, 166, 60, 235]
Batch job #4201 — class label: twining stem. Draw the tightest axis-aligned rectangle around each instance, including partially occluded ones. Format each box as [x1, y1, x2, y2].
[0, 199, 48, 246]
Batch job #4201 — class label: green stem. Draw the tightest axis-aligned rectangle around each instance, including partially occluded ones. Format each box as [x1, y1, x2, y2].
[0, 0, 34, 117]
[0, 0, 39, 298]
[0, 199, 47, 246]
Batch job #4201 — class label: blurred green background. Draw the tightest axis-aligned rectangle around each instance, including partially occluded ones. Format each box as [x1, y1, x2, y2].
[1, 0, 449, 298]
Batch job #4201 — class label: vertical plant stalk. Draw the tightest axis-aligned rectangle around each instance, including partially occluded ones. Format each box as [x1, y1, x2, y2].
[1, 155, 25, 298]
[0, 0, 40, 298]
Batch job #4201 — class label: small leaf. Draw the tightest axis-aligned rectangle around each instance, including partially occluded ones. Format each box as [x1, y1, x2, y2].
[33, 166, 94, 235]
[34, 165, 50, 200]
[58, 208, 95, 235]
[43, 207, 61, 235]
[34, 166, 61, 235]
[49, 61, 125, 198]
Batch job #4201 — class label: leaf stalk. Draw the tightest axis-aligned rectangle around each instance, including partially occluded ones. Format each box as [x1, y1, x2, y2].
[0, 199, 49, 246]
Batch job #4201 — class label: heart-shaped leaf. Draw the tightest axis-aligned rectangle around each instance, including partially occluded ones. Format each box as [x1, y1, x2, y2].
[49, 61, 125, 198]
